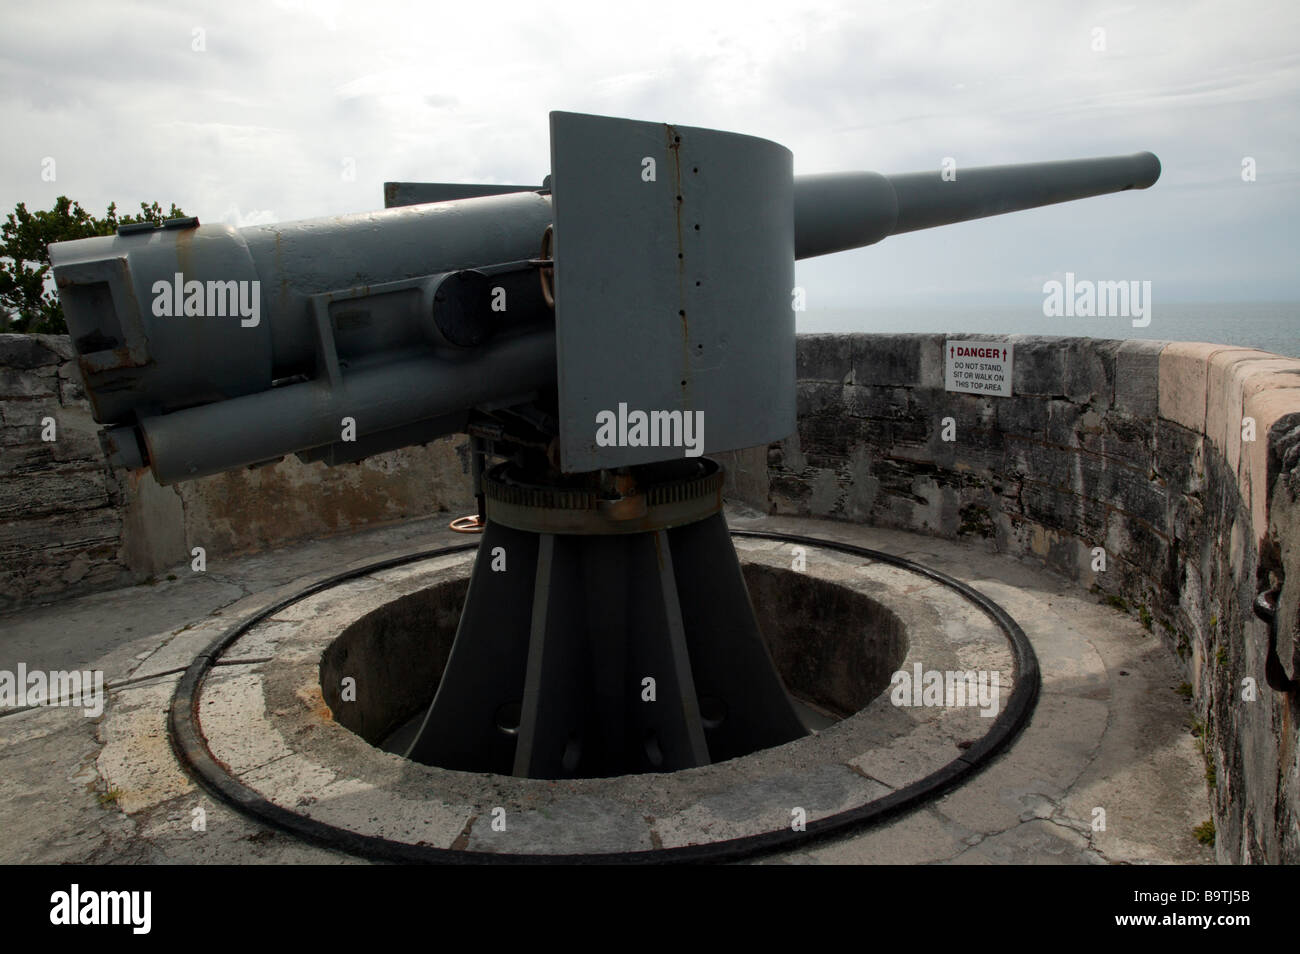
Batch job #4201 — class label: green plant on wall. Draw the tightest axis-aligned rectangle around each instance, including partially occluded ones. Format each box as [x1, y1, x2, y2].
[1193, 819, 1215, 846]
[1, 197, 187, 335]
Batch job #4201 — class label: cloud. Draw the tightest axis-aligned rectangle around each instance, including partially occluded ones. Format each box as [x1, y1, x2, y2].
[218, 207, 278, 228]
[0, 0, 1295, 304]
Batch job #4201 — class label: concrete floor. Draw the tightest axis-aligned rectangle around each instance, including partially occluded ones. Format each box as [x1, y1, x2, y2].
[0, 510, 1214, 864]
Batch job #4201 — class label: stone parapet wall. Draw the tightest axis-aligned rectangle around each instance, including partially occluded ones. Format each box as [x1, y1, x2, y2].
[0, 334, 475, 609]
[1, 335, 123, 603]
[4, 329, 1298, 863]
[763, 333, 1300, 864]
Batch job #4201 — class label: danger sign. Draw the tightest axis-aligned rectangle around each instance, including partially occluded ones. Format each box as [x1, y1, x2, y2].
[945, 340, 1013, 397]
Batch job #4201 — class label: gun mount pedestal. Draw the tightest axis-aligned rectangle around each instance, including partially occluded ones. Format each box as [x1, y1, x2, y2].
[405, 458, 808, 778]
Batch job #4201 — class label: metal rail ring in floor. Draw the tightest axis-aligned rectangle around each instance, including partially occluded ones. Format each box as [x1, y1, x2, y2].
[167, 529, 1040, 864]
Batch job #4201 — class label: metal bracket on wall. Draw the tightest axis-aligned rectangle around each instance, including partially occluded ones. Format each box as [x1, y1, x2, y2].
[1253, 587, 1299, 693]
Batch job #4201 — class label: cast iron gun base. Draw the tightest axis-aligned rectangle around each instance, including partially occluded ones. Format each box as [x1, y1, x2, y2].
[405, 458, 808, 778]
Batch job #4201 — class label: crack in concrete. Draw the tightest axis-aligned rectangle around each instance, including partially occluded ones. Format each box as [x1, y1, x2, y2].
[941, 805, 1107, 864]
[844, 760, 895, 790]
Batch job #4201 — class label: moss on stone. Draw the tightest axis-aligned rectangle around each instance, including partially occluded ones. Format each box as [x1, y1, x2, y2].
[1193, 820, 1216, 846]
[957, 503, 995, 538]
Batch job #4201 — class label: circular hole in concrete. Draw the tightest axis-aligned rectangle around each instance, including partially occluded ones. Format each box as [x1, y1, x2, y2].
[320, 562, 907, 777]
[178, 533, 1037, 863]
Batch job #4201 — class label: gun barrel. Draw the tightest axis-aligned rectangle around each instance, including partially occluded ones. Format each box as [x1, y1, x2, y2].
[793, 151, 1160, 259]
[47, 127, 1160, 483]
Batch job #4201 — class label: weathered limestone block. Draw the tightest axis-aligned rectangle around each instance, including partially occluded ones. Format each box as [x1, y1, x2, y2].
[1113, 339, 1167, 419]
[1242, 393, 1300, 546]
[0, 365, 59, 399]
[1009, 335, 1114, 405]
[794, 334, 855, 383]
[851, 333, 933, 388]
[1206, 350, 1300, 477]
[1159, 342, 1238, 433]
[1094, 412, 1157, 474]
[0, 333, 72, 369]
[1154, 419, 1205, 497]
[1016, 480, 1111, 546]
[0, 469, 113, 520]
[995, 392, 1051, 439]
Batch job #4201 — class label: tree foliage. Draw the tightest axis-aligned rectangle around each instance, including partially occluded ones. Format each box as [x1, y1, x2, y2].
[0, 197, 187, 335]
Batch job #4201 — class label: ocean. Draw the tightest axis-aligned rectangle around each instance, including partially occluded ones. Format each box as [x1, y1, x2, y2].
[797, 302, 1300, 359]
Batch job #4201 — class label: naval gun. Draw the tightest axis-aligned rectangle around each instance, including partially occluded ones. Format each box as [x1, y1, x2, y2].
[48, 111, 1160, 779]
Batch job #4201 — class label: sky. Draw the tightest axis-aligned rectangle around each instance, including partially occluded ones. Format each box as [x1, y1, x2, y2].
[2, 0, 1297, 312]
